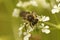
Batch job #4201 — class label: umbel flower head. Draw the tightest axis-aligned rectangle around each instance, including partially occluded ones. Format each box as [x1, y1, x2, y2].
[18, 14, 50, 40]
[12, 8, 50, 40]
[12, 0, 51, 40]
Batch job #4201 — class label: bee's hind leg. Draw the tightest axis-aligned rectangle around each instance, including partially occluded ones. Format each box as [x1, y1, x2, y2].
[24, 23, 28, 31]
[30, 23, 33, 28]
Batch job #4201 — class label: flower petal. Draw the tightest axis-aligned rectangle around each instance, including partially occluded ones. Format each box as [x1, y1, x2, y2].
[44, 25, 49, 29]
[44, 29, 50, 34]
[42, 29, 50, 34]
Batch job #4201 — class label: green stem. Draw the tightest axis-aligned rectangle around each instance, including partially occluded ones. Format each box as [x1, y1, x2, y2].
[44, 22, 57, 28]
[53, 14, 60, 24]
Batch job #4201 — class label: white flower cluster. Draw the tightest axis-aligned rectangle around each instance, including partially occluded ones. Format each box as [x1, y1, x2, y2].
[23, 26, 34, 40]
[37, 15, 50, 22]
[19, 23, 25, 36]
[40, 23, 50, 34]
[19, 23, 35, 40]
[18, 15, 50, 40]
[23, 33, 31, 40]
[16, 0, 38, 8]
[19, 15, 50, 37]
[37, 15, 50, 34]
[51, 3, 60, 14]
[13, 0, 51, 40]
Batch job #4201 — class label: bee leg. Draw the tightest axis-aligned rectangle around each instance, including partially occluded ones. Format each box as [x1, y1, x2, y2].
[24, 23, 28, 31]
[30, 23, 33, 28]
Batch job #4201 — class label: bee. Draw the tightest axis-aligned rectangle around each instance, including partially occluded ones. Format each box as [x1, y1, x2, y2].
[19, 11, 38, 28]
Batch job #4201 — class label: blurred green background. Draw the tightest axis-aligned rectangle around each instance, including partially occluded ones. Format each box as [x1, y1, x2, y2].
[0, 0, 60, 40]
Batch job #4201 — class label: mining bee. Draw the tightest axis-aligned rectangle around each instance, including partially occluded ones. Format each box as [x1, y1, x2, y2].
[19, 11, 38, 28]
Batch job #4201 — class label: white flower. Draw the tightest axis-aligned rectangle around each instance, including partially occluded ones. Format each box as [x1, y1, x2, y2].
[41, 23, 49, 28]
[40, 23, 50, 34]
[51, 3, 60, 14]
[42, 29, 50, 34]
[24, 33, 31, 40]
[51, 5, 59, 14]
[37, 16, 50, 22]
[30, 0, 38, 7]
[12, 8, 20, 17]
[41, 16, 50, 22]
[51, 8, 59, 14]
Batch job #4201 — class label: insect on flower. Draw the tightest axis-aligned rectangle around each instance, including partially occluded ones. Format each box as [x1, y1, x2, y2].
[19, 11, 38, 28]
[19, 10, 50, 34]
